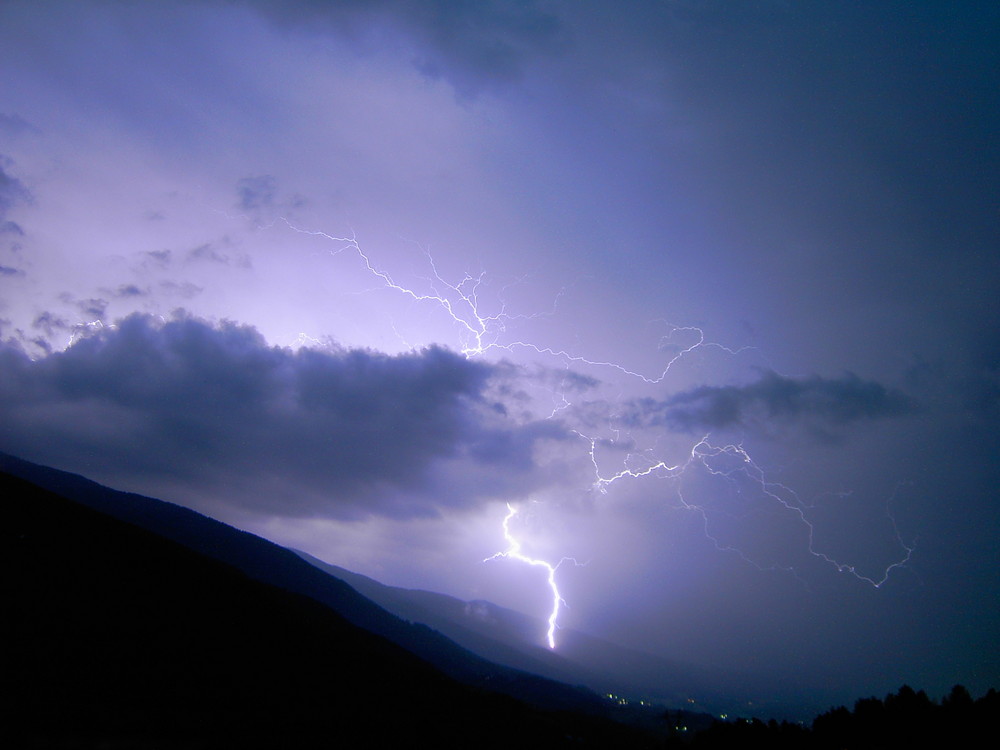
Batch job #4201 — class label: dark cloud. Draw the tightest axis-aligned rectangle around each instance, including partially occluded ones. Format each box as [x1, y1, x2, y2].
[112, 283, 147, 298]
[143, 249, 172, 268]
[186, 240, 251, 268]
[0, 264, 24, 277]
[56, 292, 108, 319]
[0, 112, 38, 137]
[159, 280, 203, 298]
[0, 313, 564, 519]
[487, 360, 601, 419]
[234, 174, 305, 223]
[633, 371, 916, 439]
[76, 297, 109, 319]
[31, 311, 71, 338]
[0, 157, 31, 222]
[534, 364, 600, 393]
[187, 242, 226, 263]
[402, 0, 562, 96]
[135, 238, 249, 271]
[239, 0, 563, 96]
[236, 174, 278, 213]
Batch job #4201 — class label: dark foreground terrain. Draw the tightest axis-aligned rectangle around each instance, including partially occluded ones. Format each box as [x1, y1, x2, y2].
[2, 468, 656, 749]
[677, 683, 998, 749]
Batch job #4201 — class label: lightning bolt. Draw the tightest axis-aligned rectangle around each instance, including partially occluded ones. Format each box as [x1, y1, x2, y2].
[277, 221, 511, 357]
[484, 503, 578, 649]
[583, 433, 915, 587]
[271, 219, 916, 642]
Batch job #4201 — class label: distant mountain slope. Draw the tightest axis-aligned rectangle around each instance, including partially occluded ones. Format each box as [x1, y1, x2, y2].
[0, 451, 607, 713]
[299, 552, 735, 711]
[2, 466, 654, 748]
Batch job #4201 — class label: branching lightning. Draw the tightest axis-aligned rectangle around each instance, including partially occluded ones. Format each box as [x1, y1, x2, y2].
[278, 219, 740, 376]
[279, 220, 509, 357]
[276, 219, 916, 642]
[582, 433, 915, 588]
[484, 503, 579, 648]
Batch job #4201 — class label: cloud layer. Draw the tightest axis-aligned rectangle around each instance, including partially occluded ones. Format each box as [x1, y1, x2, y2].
[0, 313, 563, 519]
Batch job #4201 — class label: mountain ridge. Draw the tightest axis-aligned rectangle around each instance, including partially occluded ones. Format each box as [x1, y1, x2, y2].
[0, 450, 611, 716]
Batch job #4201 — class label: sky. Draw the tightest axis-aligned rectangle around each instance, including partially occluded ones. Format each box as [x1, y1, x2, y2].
[1, 0, 998, 714]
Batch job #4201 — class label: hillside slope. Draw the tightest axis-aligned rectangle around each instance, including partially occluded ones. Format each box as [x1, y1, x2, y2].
[0, 451, 608, 714]
[2, 468, 654, 748]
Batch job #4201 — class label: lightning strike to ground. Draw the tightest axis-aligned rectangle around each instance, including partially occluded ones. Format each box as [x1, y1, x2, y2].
[484, 503, 577, 648]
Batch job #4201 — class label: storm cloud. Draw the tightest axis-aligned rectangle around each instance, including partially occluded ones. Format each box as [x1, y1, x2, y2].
[0, 313, 565, 519]
[238, 0, 563, 96]
[634, 371, 916, 439]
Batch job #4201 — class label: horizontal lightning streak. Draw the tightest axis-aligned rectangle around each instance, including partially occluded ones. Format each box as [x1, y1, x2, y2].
[279, 219, 733, 379]
[582, 433, 915, 587]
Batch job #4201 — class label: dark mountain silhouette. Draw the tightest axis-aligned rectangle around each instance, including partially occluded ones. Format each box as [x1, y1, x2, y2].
[2, 462, 657, 748]
[0, 451, 608, 714]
